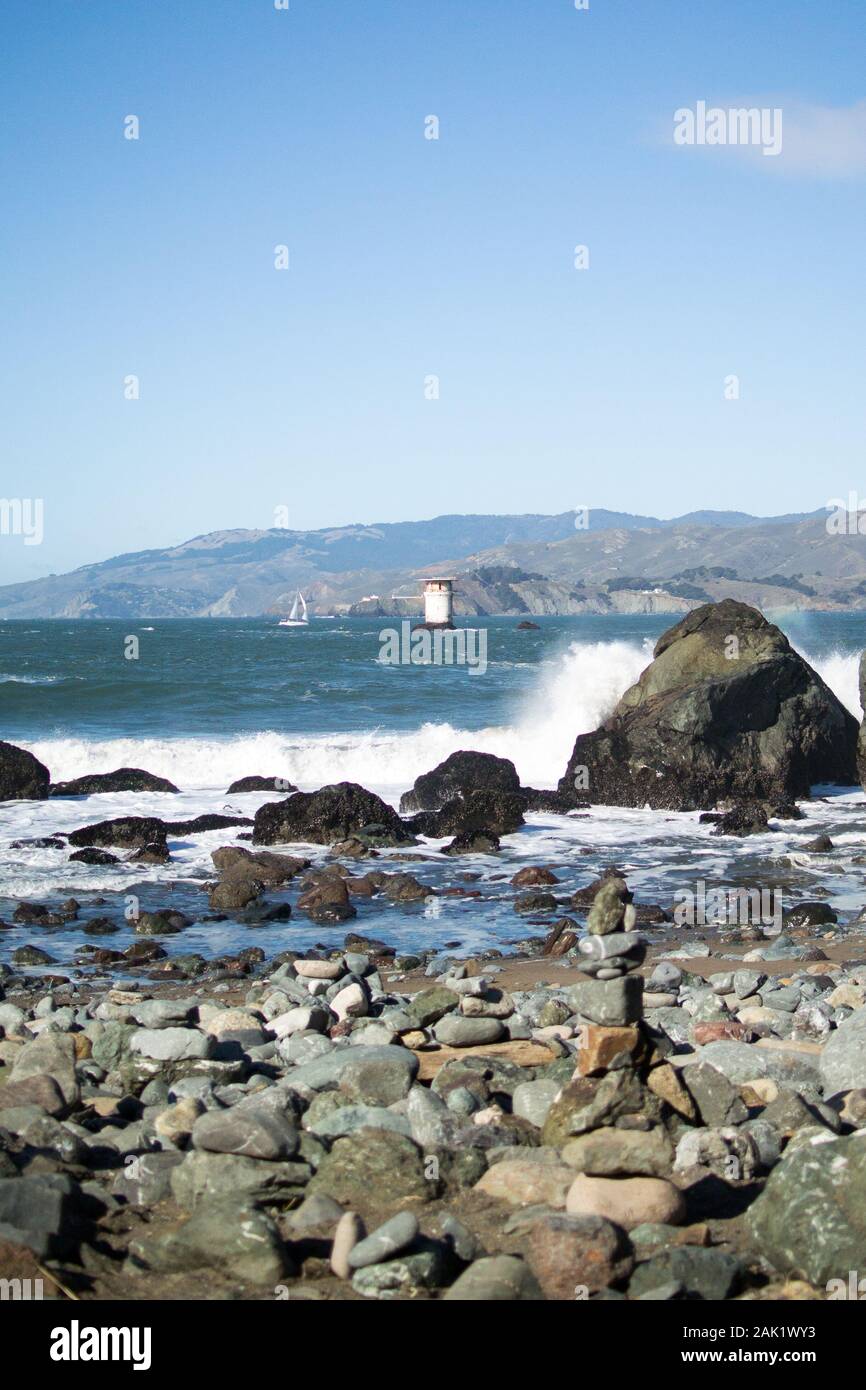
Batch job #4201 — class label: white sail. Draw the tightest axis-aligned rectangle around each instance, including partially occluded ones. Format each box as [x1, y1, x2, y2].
[279, 590, 309, 626]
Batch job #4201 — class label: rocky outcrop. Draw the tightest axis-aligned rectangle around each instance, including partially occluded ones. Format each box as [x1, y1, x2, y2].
[0, 740, 50, 801]
[252, 783, 416, 847]
[50, 768, 179, 796]
[558, 601, 858, 811]
[399, 751, 520, 814]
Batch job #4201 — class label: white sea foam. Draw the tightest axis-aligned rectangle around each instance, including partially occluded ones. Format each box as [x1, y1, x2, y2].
[0, 673, 60, 685]
[810, 649, 863, 717]
[17, 638, 863, 798]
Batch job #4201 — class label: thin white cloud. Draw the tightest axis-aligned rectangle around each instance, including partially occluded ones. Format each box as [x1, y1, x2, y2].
[777, 100, 866, 176]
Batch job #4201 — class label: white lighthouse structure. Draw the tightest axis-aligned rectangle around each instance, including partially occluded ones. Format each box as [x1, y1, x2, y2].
[422, 577, 455, 629]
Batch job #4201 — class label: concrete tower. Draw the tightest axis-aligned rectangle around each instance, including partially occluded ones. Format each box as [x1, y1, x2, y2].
[422, 577, 455, 629]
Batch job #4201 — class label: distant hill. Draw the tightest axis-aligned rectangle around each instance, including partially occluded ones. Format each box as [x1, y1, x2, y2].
[0, 506, 861, 619]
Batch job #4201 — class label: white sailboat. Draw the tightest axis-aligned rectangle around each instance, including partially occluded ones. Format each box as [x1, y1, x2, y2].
[279, 591, 309, 627]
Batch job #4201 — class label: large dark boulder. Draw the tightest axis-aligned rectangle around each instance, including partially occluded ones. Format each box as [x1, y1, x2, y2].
[399, 751, 520, 813]
[405, 789, 526, 838]
[558, 601, 858, 811]
[0, 740, 50, 801]
[67, 816, 168, 849]
[252, 782, 416, 847]
[50, 767, 178, 796]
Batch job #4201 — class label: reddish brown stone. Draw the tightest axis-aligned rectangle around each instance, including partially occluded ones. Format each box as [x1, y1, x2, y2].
[0, 1073, 67, 1116]
[511, 866, 560, 888]
[692, 1020, 754, 1045]
[576, 1023, 640, 1076]
[526, 1213, 633, 1299]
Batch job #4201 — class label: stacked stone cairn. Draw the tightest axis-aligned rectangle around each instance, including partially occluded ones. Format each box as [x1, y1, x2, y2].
[541, 877, 689, 1233]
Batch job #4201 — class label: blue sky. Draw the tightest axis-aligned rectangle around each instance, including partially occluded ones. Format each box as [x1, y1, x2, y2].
[1, 0, 865, 582]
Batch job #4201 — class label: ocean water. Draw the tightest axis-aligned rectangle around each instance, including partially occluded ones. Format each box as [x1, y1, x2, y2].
[2, 613, 866, 975]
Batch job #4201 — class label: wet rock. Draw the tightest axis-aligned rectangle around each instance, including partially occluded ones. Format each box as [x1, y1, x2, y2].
[0, 740, 50, 801]
[133, 909, 190, 936]
[382, 873, 432, 902]
[211, 845, 308, 884]
[413, 790, 526, 838]
[784, 901, 837, 928]
[69, 848, 119, 865]
[558, 601, 858, 810]
[514, 891, 558, 915]
[208, 879, 263, 911]
[297, 877, 357, 923]
[711, 802, 770, 837]
[253, 782, 415, 848]
[442, 830, 501, 855]
[11, 945, 55, 966]
[67, 816, 168, 849]
[51, 768, 178, 796]
[512, 866, 560, 887]
[399, 751, 520, 813]
[226, 775, 298, 794]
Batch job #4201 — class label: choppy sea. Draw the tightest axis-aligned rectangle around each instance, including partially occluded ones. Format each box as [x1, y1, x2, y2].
[2, 613, 865, 975]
